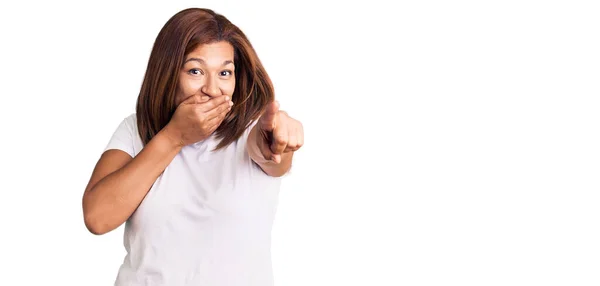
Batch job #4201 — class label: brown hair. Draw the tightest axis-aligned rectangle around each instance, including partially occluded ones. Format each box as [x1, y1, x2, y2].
[136, 8, 274, 150]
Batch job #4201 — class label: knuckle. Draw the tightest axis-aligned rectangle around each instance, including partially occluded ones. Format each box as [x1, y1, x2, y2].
[275, 135, 287, 145]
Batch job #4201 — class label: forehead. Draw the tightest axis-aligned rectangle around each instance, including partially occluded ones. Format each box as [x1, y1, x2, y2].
[186, 41, 235, 62]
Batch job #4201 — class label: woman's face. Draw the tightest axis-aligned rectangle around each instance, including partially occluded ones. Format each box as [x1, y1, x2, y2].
[175, 41, 236, 105]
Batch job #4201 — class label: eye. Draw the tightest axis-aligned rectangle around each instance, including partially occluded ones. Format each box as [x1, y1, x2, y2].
[188, 68, 203, 75]
[220, 70, 233, 77]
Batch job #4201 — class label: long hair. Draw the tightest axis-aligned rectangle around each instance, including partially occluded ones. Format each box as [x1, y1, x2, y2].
[136, 8, 274, 150]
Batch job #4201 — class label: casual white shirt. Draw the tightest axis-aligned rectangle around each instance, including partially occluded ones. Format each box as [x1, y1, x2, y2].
[104, 113, 282, 286]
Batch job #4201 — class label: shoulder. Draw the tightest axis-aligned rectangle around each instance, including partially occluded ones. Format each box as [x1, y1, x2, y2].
[114, 113, 139, 136]
[104, 113, 142, 157]
[123, 113, 137, 129]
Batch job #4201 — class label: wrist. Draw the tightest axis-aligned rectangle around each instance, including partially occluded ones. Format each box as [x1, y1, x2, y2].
[160, 124, 185, 149]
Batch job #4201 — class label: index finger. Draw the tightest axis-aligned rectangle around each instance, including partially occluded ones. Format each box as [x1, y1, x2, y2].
[270, 123, 288, 155]
[181, 94, 210, 105]
[196, 95, 232, 112]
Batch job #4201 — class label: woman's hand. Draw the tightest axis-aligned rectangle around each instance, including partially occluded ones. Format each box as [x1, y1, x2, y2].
[164, 94, 233, 146]
[256, 101, 304, 164]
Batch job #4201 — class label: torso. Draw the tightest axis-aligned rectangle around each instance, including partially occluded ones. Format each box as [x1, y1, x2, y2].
[113, 114, 281, 286]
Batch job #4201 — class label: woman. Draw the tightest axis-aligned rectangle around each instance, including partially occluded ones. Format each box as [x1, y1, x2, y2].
[82, 8, 303, 285]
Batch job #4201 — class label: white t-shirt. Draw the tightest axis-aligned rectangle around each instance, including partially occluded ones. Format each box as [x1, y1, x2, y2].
[104, 113, 282, 286]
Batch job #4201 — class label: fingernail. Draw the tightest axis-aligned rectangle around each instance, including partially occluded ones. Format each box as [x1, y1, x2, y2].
[229, 101, 234, 106]
[225, 96, 230, 101]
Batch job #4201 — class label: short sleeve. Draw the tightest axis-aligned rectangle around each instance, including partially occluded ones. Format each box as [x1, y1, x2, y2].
[104, 114, 136, 157]
[243, 119, 259, 139]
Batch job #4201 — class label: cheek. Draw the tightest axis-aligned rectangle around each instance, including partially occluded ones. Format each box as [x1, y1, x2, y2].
[224, 79, 236, 95]
[176, 76, 202, 103]
[181, 77, 203, 94]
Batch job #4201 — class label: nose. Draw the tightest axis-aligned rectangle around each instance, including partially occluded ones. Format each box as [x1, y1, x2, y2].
[201, 75, 220, 98]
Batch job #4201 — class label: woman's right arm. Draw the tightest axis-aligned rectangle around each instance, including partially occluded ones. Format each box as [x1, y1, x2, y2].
[82, 126, 182, 235]
[83, 94, 232, 235]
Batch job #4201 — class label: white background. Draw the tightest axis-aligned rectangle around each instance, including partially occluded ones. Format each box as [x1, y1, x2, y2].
[0, 0, 599, 285]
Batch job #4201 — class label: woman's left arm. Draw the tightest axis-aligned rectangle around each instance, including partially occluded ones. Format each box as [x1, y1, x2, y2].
[247, 101, 304, 177]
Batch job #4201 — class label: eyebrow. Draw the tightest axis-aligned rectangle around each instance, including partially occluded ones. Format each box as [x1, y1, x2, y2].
[184, 58, 234, 66]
